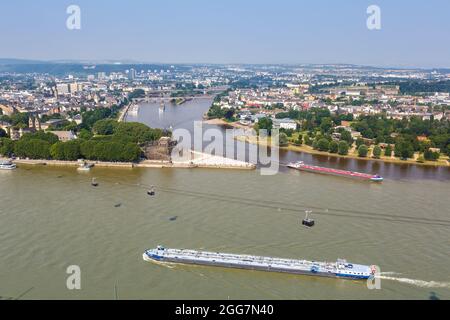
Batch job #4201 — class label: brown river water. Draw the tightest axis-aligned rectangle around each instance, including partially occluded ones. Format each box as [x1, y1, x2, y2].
[0, 99, 448, 299]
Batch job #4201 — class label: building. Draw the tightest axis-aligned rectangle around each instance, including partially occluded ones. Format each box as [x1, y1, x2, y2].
[272, 118, 297, 130]
[56, 83, 69, 96]
[51, 131, 77, 142]
[128, 68, 136, 80]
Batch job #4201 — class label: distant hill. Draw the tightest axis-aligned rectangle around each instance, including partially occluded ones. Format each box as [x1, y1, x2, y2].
[0, 58, 50, 65]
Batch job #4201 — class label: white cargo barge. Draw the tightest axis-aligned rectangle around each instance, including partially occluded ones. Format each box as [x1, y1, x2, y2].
[143, 246, 375, 280]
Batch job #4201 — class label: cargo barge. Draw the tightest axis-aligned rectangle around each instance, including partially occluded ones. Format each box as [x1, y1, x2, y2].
[143, 246, 376, 280]
[287, 161, 383, 182]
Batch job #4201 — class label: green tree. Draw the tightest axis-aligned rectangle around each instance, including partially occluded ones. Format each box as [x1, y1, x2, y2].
[255, 117, 273, 134]
[14, 139, 51, 159]
[78, 128, 93, 140]
[114, 122, 162, 144]
[424, 148, 440, 161]
[338, 141, 349, 155]
[384, 145, 393, 157]
[372, 145, 382, 159]
[317, 138, 330, 152]
[295, 134, 303, 145]
[355, 138, 365, 148]
[395, 140, 414, 160]
[340, 130, 353, 144]
[358, 145, 369, 157]
[21, 131, 59, 145]
[328, 140, 339, 153]
[93, 119, 119, 135]
[0, 138, 15, 157]
[50, 142, 65, 160]
[304, 135, 312, 146]
[279, 132, 288, 146]
[62, 140, 81, 160]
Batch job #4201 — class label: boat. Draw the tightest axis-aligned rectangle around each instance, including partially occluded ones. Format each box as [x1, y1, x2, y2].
[302, 210, 315, 228]
[143, 246, 376, 280]
[91, 178, 99, 187]
[147, 186, 156, 196]
[287, 161, 383, 182]
[0, 160, 17, 170]
[77, 162, 94, 171]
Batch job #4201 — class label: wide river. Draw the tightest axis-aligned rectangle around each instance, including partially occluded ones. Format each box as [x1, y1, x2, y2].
[0, 98, 449, 300]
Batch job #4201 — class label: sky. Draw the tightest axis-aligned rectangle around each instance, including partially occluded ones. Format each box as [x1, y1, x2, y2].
[0, 0, 449, 68]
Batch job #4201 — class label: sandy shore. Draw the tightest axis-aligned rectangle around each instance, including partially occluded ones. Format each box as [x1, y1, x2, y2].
[234, 135, 450, 167]
[202, 118, 250, 129]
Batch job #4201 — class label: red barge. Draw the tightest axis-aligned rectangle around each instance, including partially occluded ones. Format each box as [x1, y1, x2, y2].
[287, 161, 383, 182]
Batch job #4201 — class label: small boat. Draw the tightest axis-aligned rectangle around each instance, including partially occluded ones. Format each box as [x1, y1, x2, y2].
[169, 216, 178, 221]
[0, 160, 17, 170]
[91, 178, 99, 187]
[77, 162, 94, 171]
[302, 210, 315, 228]
[114, 203, 122, 208]
[147, 186, 156, 196]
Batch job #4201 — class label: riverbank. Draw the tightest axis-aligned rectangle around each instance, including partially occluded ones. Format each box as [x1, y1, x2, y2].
[7, 150, 256, 170]
[202, 118, 249, 129]
[234, 135, 450, 167]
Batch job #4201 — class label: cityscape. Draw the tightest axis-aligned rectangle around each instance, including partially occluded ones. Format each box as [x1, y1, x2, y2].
[0, 0, 449, 312]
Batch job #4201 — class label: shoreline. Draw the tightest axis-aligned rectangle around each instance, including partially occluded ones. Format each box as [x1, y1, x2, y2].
[234, 135, 450, 168]
[202, 118, 250, 129]
[7, 154, 256, 171]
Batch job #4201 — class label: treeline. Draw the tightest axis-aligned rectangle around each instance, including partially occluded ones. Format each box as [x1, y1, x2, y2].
[258, 107, 450, 160]
[0, 120, 163, 162]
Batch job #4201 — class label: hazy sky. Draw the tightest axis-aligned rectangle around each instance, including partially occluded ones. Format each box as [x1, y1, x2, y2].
[1, 0, 449, 68]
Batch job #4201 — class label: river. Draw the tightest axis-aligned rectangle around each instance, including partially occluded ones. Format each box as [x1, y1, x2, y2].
[0, 98, 449, 299]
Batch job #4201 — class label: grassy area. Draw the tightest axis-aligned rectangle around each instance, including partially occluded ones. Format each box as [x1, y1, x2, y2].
[235, 135, 450, 167]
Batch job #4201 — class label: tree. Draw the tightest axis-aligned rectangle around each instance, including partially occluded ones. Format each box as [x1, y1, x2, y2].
[328, 141, 339, 153]
[128, 89, 145, 100]
[338, 141, 349, 155]
[256, 117, 273, 134]
[295, 134, 303, 146]
[50, 142, 65, 160]
[340, 130, 353, 144]
[78, 128, 93, 140]
[424, 148, 440, 161]
[62, 140, 81, 160]
[395, 140, 414, 160]
[356, 138, 365, 148]
[0, 138, 14, 157]
[304, 136, 312, 146]
[93, 119, 118, 135]
[317, 138, 329, 152]
[279, 132, 288, 146]
[14, 139, 51, 159]
[21, 131, 59, 145]
[358, 145, 369, 157]
[372, 145, 382, 159]
[384, 145, 393, 157]
[113, 122, 162, 144]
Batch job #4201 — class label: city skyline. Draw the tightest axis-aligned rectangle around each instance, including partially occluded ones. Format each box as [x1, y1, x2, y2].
[1, 0, 450, 68]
